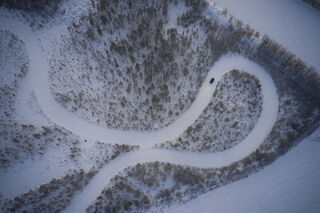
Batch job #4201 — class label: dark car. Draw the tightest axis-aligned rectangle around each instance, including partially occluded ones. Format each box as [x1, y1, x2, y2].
[210, 78, 215, 84]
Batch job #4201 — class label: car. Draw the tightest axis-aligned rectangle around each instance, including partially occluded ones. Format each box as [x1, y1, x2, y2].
[210, 78, 215, 84]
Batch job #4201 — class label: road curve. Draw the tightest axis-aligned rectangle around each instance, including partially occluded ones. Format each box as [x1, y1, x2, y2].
[0, 16, 277, 148]
[62, 55, 279, 212]
[0, 16, 279, 213]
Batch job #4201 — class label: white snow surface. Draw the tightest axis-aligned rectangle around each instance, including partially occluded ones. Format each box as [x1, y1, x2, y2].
[0, 146, 75, 198]
[166, 127, 320, 213]
[0, 137, 110, 198]
[208, 0, 320, 72]
[14, 73, 51, 126]
[164, 1, 189, 34]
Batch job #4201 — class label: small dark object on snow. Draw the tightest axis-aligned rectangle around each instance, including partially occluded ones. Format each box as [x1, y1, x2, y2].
[210, 78, 215, 84]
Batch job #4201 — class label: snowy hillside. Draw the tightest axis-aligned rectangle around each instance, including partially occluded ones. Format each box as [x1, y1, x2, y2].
[0, 0, 319, 212]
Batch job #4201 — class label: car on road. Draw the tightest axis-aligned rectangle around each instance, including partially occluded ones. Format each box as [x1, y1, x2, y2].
[210, 78, 215, 84]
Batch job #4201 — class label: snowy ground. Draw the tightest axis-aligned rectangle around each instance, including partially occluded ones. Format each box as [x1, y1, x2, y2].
[0, 13, 281, 211]
[167, 127, 320, 213]
[0, 0, 319, 212]
[208, 0, 320, 72]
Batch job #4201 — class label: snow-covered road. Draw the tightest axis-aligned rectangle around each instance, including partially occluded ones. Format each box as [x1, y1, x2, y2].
[1, 16, 279, 212]
[0, 17, 278, 148]
[62, 54, 279, 212]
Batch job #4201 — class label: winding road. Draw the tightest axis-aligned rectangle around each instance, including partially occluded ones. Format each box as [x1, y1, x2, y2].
[0, 16, 279, 212]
